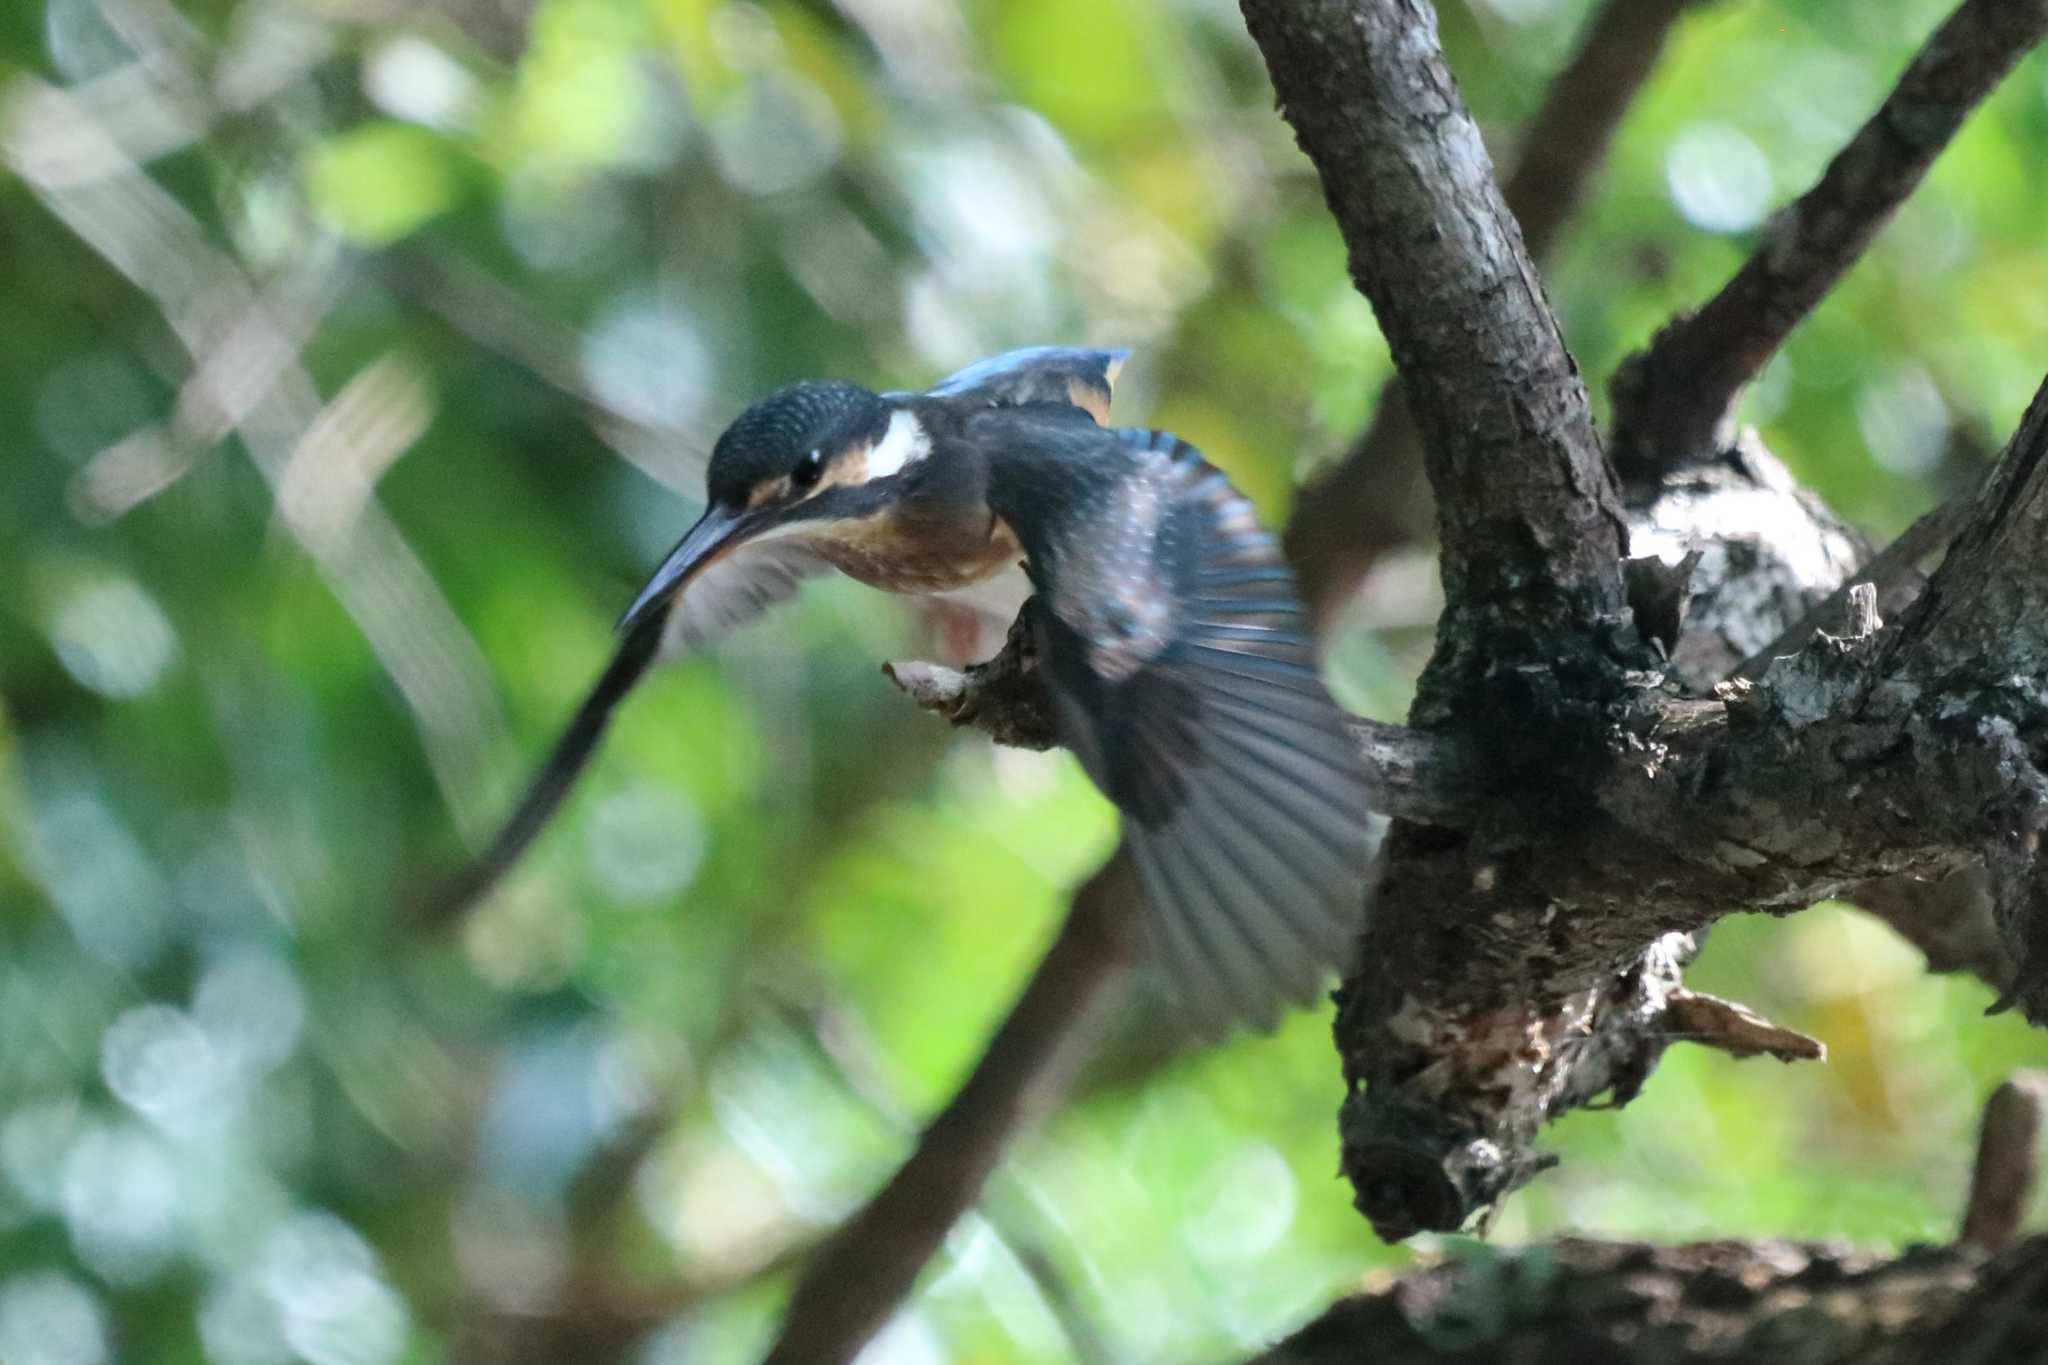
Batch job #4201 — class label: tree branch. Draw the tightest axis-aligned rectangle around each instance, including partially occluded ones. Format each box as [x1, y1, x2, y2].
[1874, 376, 2048, 1015]
[1251, 1235, 2042, 1364]
[1288, 0, 1707, 633]
[762, 852, 1141, 1365]
[1887, 377, 2048, 683]
[1961, 1072, 2048, 1254]
[1315, 366, 2048, 1238]
[1273, 1069, 2048, 1362]
[1610, 0, 2048, 480]
[1242, 0, 1638, 723]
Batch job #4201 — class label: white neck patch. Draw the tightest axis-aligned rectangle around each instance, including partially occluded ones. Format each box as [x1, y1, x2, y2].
[865, 409, 931, 481]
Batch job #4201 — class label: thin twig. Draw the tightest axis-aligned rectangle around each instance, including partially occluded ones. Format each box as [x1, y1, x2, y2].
[1610, 0, 2048, 479]
[1661, 990, 1825, 1063]
[763, 852, 1142, 1365]
[1960, 1072, 2048, 1253]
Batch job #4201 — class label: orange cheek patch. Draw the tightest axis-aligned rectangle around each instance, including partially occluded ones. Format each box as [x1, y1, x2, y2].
[817, 442, 873, 492]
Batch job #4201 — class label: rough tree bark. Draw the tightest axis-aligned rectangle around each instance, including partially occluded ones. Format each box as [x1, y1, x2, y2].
[1285, 0, 1709, 637]
[1244, 0, 1641, 732]
[1252, 1235, 2048, 1364]
[1255, 1071, 2048, 1362]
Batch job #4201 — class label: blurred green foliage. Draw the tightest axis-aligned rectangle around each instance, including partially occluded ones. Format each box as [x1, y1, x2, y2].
[1, 0, 2046, 1361]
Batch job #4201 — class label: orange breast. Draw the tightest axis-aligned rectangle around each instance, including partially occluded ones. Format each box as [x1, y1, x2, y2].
[813, 512, 1021, 596]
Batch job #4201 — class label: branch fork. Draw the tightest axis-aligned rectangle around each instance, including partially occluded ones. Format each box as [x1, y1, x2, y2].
[878, 0, 2048, 1244]
[772, 0, 2048, 1351]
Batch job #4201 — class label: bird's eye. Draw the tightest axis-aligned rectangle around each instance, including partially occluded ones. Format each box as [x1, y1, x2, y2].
[791, 448, 825, 491]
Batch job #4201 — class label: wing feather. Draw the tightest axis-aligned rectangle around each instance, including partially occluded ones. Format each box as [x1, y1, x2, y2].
[1172, 800, 1313, 1024]
[993, 415, 1376, 1033]
[661, 538, 834, 656]
[1133, 810, 1275, 1031]
[1128, 834, 1244, 1031]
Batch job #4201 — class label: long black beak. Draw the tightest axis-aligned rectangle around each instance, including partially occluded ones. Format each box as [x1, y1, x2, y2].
[617, 503, 752, 633]
[417, 500, 758, 931]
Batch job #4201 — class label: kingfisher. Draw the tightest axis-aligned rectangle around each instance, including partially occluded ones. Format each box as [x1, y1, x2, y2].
[446, 347, 1375, 1031]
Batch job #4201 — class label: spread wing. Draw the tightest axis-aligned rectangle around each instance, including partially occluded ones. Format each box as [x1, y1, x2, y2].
[426, 537, 831, 924]
[660, 538, 834, 655]
[997, 420, 1377, 1033]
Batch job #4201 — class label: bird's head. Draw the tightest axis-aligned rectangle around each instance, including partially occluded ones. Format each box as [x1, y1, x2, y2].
[618, 379, 929, 630]
[618, 346, 1127, 632]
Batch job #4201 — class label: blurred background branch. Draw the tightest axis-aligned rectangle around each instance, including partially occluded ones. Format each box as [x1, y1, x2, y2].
[765, 856, 1138, 1365]
[1609, 0, 2048, 481]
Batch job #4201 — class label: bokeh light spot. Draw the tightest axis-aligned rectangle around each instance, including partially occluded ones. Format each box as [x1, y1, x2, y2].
[362, 36, 479, 131]
[193, 951, 307, 1081]
[198, 1273, 293, 1365]
[49, 578, 178, 700]
[100, 1005, 222, 1129]
[26, 772, 170, 970]
[260, 1213, 410, 1365]
[1, 1101, 87, 1214]
[1666, 125, 1773, 234]
[60, 1124, 180, 1285]
[708, 76, 843, 196]
[1858, 364, 1952, 475]
[585, 783, 705, 903]
[1181, 1143, 1297, 1262]
[499, 173, 633, 275]
[582, 295, 711, 431]
[0, 1272, 109, 1365]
